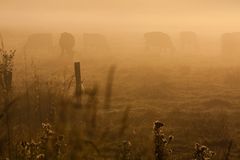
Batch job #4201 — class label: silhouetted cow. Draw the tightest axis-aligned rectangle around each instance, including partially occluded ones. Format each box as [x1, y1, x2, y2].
[59, 32, 75, 57]
[180, 31, 198, 53]
[144, 32, 174, 53]
[83, 33, 109, 53]
[24, 33, 53, 54]
[221, 32, 240, 57]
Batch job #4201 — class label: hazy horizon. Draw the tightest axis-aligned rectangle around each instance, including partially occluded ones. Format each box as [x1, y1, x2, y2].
[1, 0, 240, 32]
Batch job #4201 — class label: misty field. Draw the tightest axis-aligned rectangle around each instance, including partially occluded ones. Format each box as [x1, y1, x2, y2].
[1, 32, 240, 160]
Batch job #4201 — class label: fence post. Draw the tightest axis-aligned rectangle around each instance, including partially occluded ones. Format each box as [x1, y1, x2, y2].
[74, 62, 81, 106]
[74, 62, 81, 96]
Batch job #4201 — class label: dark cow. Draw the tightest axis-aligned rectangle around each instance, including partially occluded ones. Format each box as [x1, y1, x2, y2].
[83, 33, 109, 53]
[24, 33, 53, 54]
[221, 32, 240, 57]
[59, 32, 75, 57]
[144, 32, 174, 53]
[180, 31, 198, 53]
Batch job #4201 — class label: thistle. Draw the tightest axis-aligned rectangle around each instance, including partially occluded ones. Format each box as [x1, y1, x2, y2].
[193, 143, 216, 160]
[16, 122, 66, 160]
[153, 121, 174, 160]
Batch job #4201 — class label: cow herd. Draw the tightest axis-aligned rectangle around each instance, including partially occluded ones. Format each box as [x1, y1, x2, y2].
[22, 31, 240, 59]
[23, 32, 109, 58]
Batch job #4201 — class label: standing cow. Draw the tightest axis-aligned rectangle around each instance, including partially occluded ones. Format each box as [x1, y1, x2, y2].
[83, 33, 109, 53]
[180, 31, 198, 53]
[59, 32, 75, 57]
[144, 32, 174, 53]
[221, 32, 240, 57]
[24, 33, 53, 57]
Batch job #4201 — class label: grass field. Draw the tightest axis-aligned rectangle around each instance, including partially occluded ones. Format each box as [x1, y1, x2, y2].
[1, 34, 240, 160]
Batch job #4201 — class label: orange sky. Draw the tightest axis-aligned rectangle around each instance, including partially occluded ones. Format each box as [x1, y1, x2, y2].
[1, 0, 240, 32]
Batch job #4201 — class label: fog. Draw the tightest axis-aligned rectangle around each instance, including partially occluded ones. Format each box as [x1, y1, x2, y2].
[2, 1, 240, 159]
[1, 0, 240, 32]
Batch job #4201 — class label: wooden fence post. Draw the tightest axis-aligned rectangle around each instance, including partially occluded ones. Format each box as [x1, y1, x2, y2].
[74, 62, 81, 96]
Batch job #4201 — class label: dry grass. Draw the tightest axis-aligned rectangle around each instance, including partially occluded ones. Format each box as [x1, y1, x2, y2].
[1, 37, 240, 159]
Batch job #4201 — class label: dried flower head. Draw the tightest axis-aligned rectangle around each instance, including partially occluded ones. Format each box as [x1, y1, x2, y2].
[154, 121, 164, 130]
[193, 143, 216, 160]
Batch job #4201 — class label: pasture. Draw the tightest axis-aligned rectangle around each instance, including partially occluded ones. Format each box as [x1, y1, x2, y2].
[0, 31, 240, 160]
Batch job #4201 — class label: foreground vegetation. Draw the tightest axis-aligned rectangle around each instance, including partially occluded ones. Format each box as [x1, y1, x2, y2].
[1, 41, 240, 159]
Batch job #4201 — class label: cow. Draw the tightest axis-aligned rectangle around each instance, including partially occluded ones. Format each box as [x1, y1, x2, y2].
[24, 33, 53, 55]
[144, 32, 174, 53]
[180, 31, 198, 53]
[221, 32, 240, 57]
[83, 33, 109, 53]
[59, 32, 75, 57]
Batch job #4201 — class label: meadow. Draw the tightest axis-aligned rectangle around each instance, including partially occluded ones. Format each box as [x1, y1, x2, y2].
[0, 32, 240, 160]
